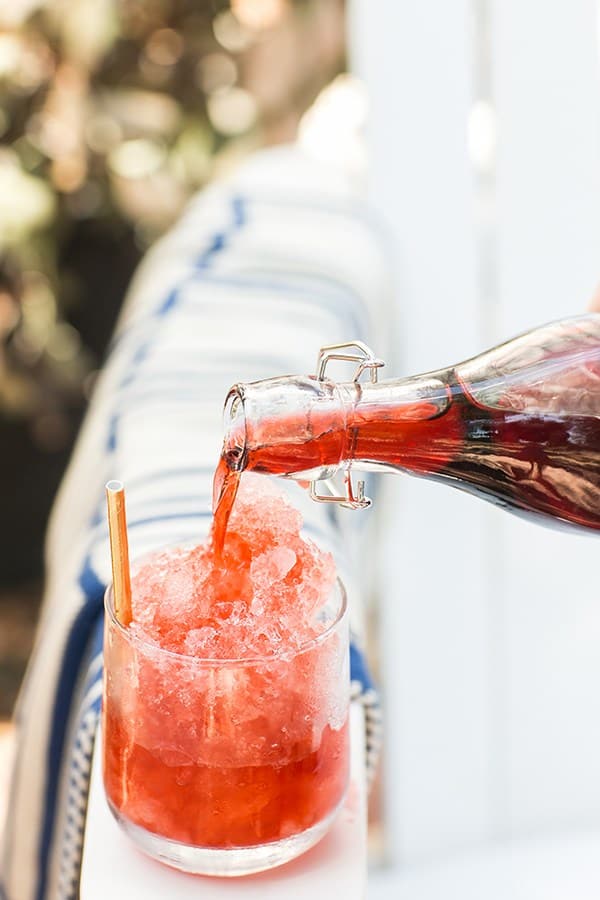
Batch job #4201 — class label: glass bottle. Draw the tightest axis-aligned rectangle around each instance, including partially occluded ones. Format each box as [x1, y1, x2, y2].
[221, 315, 600, 533]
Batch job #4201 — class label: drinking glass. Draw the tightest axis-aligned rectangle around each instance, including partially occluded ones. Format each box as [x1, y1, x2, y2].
[102, 563, 349, 876]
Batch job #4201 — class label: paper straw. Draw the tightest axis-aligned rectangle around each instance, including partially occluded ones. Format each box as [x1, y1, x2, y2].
[105, 480, 132, 627]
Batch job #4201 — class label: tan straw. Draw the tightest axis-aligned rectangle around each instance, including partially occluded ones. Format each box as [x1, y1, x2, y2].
[105, 480, 132, 627]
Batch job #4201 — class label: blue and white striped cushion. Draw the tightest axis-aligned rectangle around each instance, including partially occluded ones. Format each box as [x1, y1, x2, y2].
[1, 145, 389, 900]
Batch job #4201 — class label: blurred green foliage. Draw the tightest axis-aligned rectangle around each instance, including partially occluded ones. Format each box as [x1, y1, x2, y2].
[0, 0, 344, 581]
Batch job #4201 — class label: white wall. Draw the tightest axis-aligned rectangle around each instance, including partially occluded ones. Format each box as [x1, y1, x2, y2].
[350, 0, 600, 865]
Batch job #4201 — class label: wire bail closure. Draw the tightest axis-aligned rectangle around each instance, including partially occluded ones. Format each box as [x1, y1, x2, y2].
[309, 341, 385, 510]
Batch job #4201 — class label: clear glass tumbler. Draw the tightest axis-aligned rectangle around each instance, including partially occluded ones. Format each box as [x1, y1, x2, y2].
[102, 569, 349, 876]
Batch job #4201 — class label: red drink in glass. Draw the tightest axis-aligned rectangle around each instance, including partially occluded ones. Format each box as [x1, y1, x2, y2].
[102, 479, 349, 876]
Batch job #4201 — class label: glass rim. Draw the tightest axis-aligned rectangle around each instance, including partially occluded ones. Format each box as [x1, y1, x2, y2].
[104, 571, 347, 668]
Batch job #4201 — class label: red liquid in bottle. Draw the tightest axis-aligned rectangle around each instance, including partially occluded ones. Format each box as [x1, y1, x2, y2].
[351, 386, 600, 531]
[239, 391, 600, 532]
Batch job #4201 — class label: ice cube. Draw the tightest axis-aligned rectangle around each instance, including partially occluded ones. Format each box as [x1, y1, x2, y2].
[251, 546, 297, 584]
[184, 626, 217, 656]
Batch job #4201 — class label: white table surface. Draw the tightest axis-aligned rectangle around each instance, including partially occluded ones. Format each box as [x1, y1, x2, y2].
[82, 705, 366, 899]
[368, 829, 600, 899]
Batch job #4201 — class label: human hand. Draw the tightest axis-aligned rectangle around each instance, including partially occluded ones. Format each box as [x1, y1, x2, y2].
[590, 285, 600, 312]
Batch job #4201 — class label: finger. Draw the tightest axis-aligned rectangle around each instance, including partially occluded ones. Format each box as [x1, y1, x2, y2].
[589, 283, 600, 312]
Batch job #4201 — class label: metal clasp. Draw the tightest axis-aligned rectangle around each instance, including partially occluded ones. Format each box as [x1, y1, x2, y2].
[316, 340, 385, 384]
[309, 341, 385, 510]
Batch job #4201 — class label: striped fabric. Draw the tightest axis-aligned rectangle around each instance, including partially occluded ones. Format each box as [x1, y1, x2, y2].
[1, 144, 390, 900]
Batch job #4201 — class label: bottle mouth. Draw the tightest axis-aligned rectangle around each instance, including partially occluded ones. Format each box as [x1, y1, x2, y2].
[222, 386, 248, 472]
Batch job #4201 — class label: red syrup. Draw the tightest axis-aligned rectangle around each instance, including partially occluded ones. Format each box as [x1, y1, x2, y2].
[220, 370, 600, 533]
[211, 456, 240, 558]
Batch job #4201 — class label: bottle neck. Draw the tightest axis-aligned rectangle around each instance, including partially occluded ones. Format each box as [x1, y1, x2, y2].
[222, 376, 348, 480]
[222, 372, 453, 481]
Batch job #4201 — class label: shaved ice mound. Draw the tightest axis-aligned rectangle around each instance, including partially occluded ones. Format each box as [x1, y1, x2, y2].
[129, 475, 337, 659]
